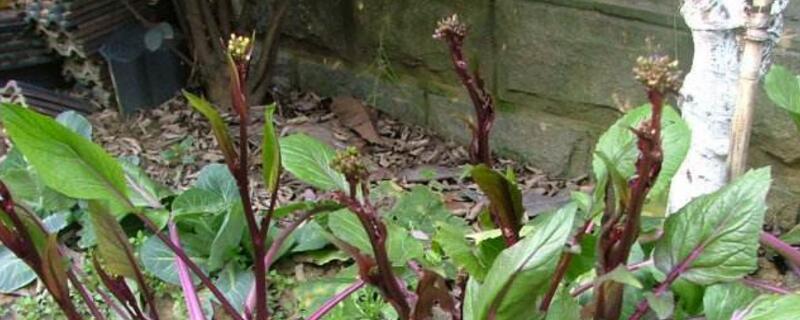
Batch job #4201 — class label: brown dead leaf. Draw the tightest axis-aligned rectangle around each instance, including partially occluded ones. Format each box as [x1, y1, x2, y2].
[330, 96, 384, 145]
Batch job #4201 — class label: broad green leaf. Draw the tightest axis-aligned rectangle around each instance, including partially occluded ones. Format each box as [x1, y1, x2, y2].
[88, 201, 139, 278]
[172, 188, 226, 216]
[280, 134, 347, 191]
[0, 149, 76, 211]
[328, 209, 371, 253]
[0, 103, 132, 215]
[732, 294, 800, 320]
[704, 282, 758, 320]
[433, 222, 489, 281]
[214, 263, 253, 313]
[56, 111, 92, 140]
[764, 65, 800, 129]
[671, 278, 704, 315]
[645, 291, 674, 320]
[208, 203, 245, 271]
[386, 186, 467, 235]
[183, 91, 237, 163]
[545, 288, 580, 320]
[654, 168, 771, 285]
[592, 104, 690, 200]
[471, 165, 524, 235]
[119, 156, 171, 208]
[140, 234, 207, 285]
[292, 221, 330, 253]
[780, 224, 800, 244]
[0, 246, 36, 293]
[195, 164, 239, 204]
[262, 105, 280, 194]
[596, 265, 643, 289]
[386, 222, 424, 264]
[469, 203, 576, 320]
[0, 166, 76, 212]
[295, 276, 359, 317]
[328, 209, 423, 266]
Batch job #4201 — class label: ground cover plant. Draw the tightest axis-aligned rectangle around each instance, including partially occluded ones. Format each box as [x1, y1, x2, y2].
[1, 14, 800, 320]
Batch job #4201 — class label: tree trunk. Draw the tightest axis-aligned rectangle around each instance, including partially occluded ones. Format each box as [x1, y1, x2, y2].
[668, 0, 788, 211]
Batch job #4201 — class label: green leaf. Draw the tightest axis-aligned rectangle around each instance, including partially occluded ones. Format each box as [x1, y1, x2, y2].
[328, 209, 423, 266]
[0, 163, 76, 212]
[0, 246, 36, 293]
[140, 234, 207, 285]
[195, 164, 239, 204]
[592, 104, 690, 200]
[433, 222, 489, 281]
[645, 291, 674, 320]
[88, 201, 139, 278]
[671, 278, 704, 315]
[469, 203, 576, 320]
[208, 202, 245, 271]
[386, 186, 467, 235]
[292, 221, 330, 253]
[280, 134, 347, 191]
[596, 265, 643, 289]
[119, 156, 171, 208]
[214, 263, 253, 313]
[328, 209, 371, 253]
[262, 105, 280, 194]
[733, 294, 800, 320]
[172, 188, 226, 217]
[545, 288, 581, 320]
[764, 65, 800, 129]
[780, 224, 800, 244]
[471, 164, 524, 235]
[654, 168, 771, 285]
[704, 282, 758, 320]
[56, 111, 92, 140]
[295, 276, 359, 317]
[183, 91, 237, 164]
[0, 103, 132, 215]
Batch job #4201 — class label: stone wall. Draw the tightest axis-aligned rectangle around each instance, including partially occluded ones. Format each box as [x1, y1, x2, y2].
[273, 0, 800, 228]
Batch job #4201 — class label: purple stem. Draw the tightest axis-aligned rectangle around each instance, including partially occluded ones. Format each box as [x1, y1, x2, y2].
[761, 232, 800, 267]
[169, 220, 207, 320]
[67, 268, 107, 320]
[629, 245, 705, 320]
[741, 277, 792, 295]
[307, 279, 366, 320]
[244, 210, 315, 317]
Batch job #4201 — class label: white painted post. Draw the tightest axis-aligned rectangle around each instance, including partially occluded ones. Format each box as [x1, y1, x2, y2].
[668, 0, 788, 212]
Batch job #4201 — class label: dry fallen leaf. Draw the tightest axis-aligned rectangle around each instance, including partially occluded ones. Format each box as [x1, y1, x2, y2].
[330, 96, 384, 145]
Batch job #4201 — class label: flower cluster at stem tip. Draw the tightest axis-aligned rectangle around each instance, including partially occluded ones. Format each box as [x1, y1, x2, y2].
[227, 33, 253, 63]
[331, 147, 368, 181]
[633, 54, 682, 94]
[433, 14, 467, 40]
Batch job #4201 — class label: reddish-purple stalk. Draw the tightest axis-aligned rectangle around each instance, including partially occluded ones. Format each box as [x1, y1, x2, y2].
[628, 243, 705, 320]
[72, 264, 131, 320]
[434, 14, 517, 247]
[169, 220, 206, 320]
[135, 212, 244, 320]
[307, 279, 367, 320]
[540, 217, 595, 311]
[741, 277, 792, 295]
[245, 209, 316, 315]
[227, 41, 271, 320]
[595, 87, 666, 320]
[67, 263, 107, 319]
[335, 191, 414, 319]
[0, 181, 82, 319]
[760, 232, 800, 268]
